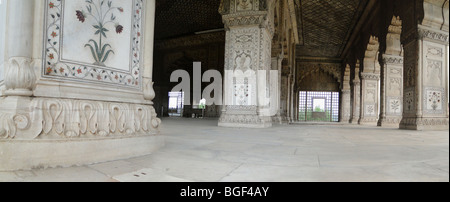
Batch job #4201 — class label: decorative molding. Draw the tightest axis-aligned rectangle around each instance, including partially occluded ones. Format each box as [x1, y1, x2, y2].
[225, 105, 258, 115]
[0, 98, 160, 140]
[360, 73, 380, 80]
[400, 117, 449, 127]
[0, 113, 19, 139]
[418, 25, 450, 44]
[155, 32, 225, 50]
[383, 55, 404, 65]
[379, 117, 402, 125]
[359, 117, 378, 124]
[4, 57, 37, 96]
[42, 0, 144, 89]
[222, 11, 267, 27]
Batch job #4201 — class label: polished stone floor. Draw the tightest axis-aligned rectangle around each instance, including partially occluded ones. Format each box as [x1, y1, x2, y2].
[1, 118, 448, 182]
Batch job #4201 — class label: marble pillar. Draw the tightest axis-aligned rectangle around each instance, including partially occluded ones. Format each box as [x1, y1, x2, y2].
[359, 73, 380, 125]
[350, 62, 361, 124]
[359, 36, 380, 125]
[218, 0, 275, 128]
[379, 16, 404, 128]
[340, 64, 351, 123]
[400, 0, 449, 130]
[0, 0, 163, 171]
[143, 0, 156, 102]
[4, 0, 36, 97]
[0, 0, 6, 89]
[271, 55, 285, 124]
[279, 62, 290, 123]
[379, 55, 403, 127]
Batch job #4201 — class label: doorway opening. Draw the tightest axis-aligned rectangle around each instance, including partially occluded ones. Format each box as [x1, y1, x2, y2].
[168, 92, 184, 117]
[299, 91, 340, 122]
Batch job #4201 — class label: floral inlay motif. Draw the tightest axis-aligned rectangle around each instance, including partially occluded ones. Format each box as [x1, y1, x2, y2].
[75, 0, 124, 66]
[43, 0, 143, 89]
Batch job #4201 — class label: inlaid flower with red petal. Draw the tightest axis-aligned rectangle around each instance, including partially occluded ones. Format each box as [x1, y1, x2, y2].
[76, 10, 86, 23]
[116, 25, 123, 34]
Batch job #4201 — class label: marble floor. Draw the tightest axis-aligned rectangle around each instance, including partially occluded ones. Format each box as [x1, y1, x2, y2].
[1, 118, 448, 182]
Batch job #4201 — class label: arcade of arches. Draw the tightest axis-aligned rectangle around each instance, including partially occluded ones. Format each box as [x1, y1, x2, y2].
[154, 0, 449, 130]
[0, 0, 448, 173]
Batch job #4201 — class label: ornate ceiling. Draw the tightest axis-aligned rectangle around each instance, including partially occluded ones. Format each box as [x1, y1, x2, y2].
[155, 0, 369, 59]
[155, 0, 224, 40]
[296, 0, 369, 58]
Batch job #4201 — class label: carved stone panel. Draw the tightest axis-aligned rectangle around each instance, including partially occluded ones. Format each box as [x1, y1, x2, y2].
[365, 104, 376, 116]
[404, 89, 415, 114]
[423, 87, 445, 114]
[387, 97, 403, 115]
[43, 0, 144, 89]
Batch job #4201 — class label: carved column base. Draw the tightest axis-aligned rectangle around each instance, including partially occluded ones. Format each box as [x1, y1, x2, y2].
[0, 97, 163, 171]
[358, 117, 379, 125]
[400, 117, 449, 131]
[378, 116, 402, 128]
[340, 118, 351, 124]
[350, 116, 359, 124]
[219, 106, 272, 128]
[271, 113, 289, 125]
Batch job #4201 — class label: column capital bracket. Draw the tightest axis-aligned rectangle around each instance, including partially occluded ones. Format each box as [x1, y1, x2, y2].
[418, 25, 449, 45]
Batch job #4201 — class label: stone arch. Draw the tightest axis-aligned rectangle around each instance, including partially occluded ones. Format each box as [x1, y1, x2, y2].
[298, 64, 341, 86]
[298, 68, 340, 92]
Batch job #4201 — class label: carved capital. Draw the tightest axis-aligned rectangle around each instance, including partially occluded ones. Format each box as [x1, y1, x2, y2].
[4, 57, 36, 96]
[382, 54, 404, 65]
[222, 11, 268, 27]
[360, 73, 380, 80]
[143, 77, 156, 101]
[352, 80, 361, 85]
[418, 25, 450, 45]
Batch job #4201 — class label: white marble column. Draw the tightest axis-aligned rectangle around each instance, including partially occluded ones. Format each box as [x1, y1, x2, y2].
[400, 0, 449, 130]
[218, 0, 275, 128]
[143, 0, 156, 102]
[359, 73, 380, 125]
[359, 36, 380, 125]
[4, 0, 36, 96]
[350, 61, 361, 124]
[0, 0, 6, 88]
[271, 55, 284, 123]
[379, 55, 403, 127]
[379, 16, 404, 128]
[340, 64, 351, 123]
